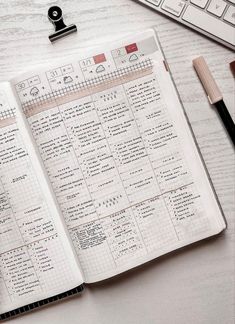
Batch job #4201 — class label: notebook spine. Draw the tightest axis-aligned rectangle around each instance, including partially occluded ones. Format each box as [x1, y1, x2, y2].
[0, 284, 84, 321]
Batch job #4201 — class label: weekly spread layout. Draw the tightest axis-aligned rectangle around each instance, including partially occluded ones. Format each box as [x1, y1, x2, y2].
[0, 28, 226, 320]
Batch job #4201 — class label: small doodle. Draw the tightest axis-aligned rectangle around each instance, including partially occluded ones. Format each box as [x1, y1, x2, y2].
[30, 87, 39, 96]
[129, 54, 138, 62]
[96, 65, 105, 73]
[63, 76, 73, 83]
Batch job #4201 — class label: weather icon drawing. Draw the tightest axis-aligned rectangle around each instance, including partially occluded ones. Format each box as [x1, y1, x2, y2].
[63, 76, 73, 83]
[96, 65, 105, 73]
[129, 54, 138, 62]
[30, 87, 39, 96]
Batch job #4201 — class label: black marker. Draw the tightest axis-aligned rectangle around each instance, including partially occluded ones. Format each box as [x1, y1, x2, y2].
[193, 56, 235, 147]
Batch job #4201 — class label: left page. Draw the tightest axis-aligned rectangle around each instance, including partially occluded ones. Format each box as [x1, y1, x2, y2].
[0, 83, 83, 316]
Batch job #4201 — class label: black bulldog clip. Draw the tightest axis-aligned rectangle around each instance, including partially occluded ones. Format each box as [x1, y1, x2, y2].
[48, 6, 77, 42]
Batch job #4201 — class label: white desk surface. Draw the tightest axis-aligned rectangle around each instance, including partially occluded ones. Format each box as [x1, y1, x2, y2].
[0, 1, 234, 323]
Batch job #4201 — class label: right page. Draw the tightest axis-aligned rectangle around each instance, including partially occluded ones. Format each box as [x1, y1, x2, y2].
[10, 29, 226, 283]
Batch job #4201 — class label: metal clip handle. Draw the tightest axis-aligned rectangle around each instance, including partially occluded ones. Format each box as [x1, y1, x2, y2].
[48, 6, 77, 43]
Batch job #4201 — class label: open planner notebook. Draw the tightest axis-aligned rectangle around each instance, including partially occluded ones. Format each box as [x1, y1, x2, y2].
[0, 28, 226, 320]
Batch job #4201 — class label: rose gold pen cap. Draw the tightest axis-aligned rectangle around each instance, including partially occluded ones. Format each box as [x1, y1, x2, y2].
[192, 56, 223, 104]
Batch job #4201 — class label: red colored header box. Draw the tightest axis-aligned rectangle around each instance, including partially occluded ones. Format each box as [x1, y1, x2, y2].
[93, 53, 106, 64]
[125, 43, 138, 54]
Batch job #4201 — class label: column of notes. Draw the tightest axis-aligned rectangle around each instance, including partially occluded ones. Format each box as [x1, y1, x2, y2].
[100, 209, 145, 264]
[0, 248, 41, 300]
[28, 103, 117, 278]
[93, 86, 161, 205]
[60, 96, 147, 273]
[60, 97, 130, 217]
[124, 73, 210, 240]
[27, 234, 72, 291]
[132, 197, 177, 253]
[0, 179, 23, 254]
[91, 83, 178, 254]
[29, 107, 95, 228]
[69, 220, 116, 277]
[0, 115, 79, 306]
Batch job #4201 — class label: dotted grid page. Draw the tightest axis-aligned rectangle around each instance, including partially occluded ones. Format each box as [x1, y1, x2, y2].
[11, 29, 225, 283]
[0, 83, 83, 315]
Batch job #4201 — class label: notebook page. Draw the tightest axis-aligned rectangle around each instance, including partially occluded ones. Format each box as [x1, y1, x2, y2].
[11, 29, 225, 283]
[0, 83, 83, 315]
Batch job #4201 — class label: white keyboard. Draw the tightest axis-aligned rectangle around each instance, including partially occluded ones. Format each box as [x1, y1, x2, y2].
[135, 0, 235, 50]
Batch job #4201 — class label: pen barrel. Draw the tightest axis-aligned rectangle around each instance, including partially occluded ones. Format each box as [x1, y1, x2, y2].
[215, 101, 235, 146]
[193, 56, 223, 104]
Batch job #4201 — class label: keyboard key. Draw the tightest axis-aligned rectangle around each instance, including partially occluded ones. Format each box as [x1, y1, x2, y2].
[162, 0, 186, 17]
[207, 0, 227, 17]
[146, 0, 162, 6]
[224, 5, 235, 25]
[183, 5, 235, 45]
[190, 0, 209, 8]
